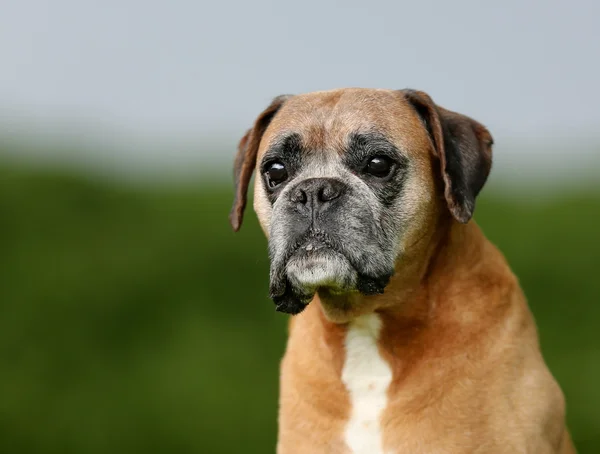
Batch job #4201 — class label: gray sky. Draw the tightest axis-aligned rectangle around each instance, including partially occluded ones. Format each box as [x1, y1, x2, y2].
[1, 0, 599, 179]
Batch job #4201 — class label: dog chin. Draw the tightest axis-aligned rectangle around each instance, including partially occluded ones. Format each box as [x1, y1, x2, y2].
[270, 247, 393, 316]
[286, 249, 357, 294]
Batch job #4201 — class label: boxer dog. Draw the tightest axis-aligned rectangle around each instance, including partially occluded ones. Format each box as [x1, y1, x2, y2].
[230, 88, 575, 453]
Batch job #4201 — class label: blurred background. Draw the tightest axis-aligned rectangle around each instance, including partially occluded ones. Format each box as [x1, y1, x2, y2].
[1, 0, 599, 452]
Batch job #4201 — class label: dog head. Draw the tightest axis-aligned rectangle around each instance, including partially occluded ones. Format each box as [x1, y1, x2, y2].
[230, 89, 493, 320]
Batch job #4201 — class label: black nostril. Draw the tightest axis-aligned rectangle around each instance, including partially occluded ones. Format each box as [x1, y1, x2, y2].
[318, 183, 341, 202]
[290, 188, 307, 204]
[289, 178, 345, 208]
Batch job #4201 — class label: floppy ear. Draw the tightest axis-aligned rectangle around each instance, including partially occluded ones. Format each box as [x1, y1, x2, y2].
[229, 95, 292, 231]
[402, 90, 493, 223]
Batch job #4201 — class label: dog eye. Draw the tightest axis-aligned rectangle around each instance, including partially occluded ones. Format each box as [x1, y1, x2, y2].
[365, 156, 393, 178]
[265, 161, 288, 188]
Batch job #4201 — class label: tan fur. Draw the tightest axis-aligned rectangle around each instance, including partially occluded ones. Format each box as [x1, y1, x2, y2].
[243, 88, 575, 453]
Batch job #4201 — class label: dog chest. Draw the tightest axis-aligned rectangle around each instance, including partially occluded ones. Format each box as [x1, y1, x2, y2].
[341, 314, 392, 454]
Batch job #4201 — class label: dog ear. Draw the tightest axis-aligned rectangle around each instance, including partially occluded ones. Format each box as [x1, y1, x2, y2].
[402, 90, 493, 223]
[230, 95, 292, 231]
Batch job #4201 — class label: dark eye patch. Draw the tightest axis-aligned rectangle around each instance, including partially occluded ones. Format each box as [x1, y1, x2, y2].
[344, 132, 404, 169]
[261, 133, 304, 202]
[343, 131, 408, 206]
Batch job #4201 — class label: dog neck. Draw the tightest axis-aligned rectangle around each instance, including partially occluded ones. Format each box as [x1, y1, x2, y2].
[304, 217, 492, 358]
[381, 216, 489, 321]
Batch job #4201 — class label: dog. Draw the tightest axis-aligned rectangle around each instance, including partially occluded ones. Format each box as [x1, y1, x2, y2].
[230, 88, 575, 453]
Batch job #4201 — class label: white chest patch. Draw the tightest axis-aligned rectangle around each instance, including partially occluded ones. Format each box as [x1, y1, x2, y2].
[341, 314, 392, 454]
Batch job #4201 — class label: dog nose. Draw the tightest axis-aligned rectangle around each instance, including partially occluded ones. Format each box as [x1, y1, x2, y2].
[290, 178, 345, 212]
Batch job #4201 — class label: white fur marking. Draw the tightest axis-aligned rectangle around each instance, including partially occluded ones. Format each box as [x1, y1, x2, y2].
[342, 314, 392, 454]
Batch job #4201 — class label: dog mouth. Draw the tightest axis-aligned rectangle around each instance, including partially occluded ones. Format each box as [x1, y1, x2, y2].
[288, 229, 337, 257]
[269, 228, 393, 315]
[287, 231, 355, 286]
[269, 229, 349, 314]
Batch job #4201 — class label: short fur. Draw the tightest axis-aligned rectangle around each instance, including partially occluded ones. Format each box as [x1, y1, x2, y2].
[230, 88, 575, 453]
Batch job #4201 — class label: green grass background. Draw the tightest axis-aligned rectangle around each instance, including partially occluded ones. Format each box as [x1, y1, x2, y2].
[0, 162, 598, 453]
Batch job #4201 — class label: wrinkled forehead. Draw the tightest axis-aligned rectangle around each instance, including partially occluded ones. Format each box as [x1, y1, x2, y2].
[257, 89, 430, 160]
